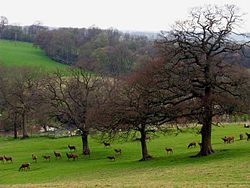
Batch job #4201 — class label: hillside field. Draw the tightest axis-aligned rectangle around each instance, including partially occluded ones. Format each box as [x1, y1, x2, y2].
[0, 124, 249, 187]
[0, 40, 67, 71]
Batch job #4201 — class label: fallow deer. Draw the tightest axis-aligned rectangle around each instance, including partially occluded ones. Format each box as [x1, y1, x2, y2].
[4, 155, 12, 163]
[165, 147, 173, 154]
[19, 163, 30, 171]
[54, 151, 62, 159]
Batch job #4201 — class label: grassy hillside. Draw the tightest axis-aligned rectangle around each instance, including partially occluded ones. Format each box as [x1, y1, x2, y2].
[0, 40, 67, 71]
[0, 124, 250, 187]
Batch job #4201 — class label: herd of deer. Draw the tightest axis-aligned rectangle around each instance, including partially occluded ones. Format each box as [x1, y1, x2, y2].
[165, 132, 250, 155]
[2, 132, 250, 171]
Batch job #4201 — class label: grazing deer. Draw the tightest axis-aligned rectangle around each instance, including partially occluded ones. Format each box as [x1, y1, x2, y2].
[222, 136, 234, 144]
[68, 145, 76, 151]
[222, 137, 228, 144]
[103, 141, 111, 147]
[114, 148, 122, 154]
[240, 133, 244, 140]
[187, 142, 196, 148]
[66, 153, 78, 160]
[227, 136, 234, 143]
[54, 151, 62, 159]
[32, 154, 37, 162]
[19, 163, 30, 171]
[246, 133, 250, 141]
[165, 147, 173, 154]
[0, 156, 4, 163]
[107, 156, 115, 161]
[43, 155, 51, 161]
[4, 155, 12, 163]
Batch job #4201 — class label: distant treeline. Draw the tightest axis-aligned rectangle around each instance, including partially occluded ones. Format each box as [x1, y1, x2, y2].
[1, 17, 250, 74]
[0, 20, 156, 75]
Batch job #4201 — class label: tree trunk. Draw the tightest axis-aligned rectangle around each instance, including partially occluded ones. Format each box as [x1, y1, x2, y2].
[13, 121, 18, 139]
[81, 130, 90, 155]
[21, 112, 29, 138]
[139, 126, 152, 161]
[196, 62, 214, 157]
[198, 121, 214, 156]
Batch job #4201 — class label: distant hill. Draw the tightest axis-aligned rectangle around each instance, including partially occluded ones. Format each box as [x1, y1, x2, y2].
[0, 40, 67, 71]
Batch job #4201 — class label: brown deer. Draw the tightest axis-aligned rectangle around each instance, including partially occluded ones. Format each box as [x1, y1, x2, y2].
[103, 141, 111, 147]
[4, 155, 12, 163]
[43, 155, 51, 161]
[0, 156, 4, 163]
[240, 133, 244, 140]
[19, 163, 30, 171]
[66, 153, 78, 160]
[187, 142, 196, 148]
[246, 133, 250, 141]
[107, 156, 115, 161]
[227, 136, 234, 143]
[165, 147, 173, 154]
[222, 136, 234, 144]
[114, 148, 122, 154]
[54, 151, 62, 159]
[32, 154, 37, 162]
[68, 145, 76, 151]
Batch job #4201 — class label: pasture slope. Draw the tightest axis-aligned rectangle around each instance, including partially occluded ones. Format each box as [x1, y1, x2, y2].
[0, 39, 67, 71]
[0, 124, 250, 188]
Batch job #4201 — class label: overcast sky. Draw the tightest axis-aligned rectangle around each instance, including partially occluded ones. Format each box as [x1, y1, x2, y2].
[0, 0, 250, 32]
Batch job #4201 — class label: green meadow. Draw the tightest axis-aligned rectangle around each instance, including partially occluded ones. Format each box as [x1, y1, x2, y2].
[0, 124, 249, 187]
[0, 40, 67, 71]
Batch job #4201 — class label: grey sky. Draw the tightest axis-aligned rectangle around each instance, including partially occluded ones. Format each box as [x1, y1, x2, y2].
[0, 0, 249, 32]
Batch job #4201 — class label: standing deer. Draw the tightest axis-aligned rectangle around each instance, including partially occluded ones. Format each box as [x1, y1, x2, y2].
[66, 153, 78, 160]
[19, 163, 30, 171]
[246, 133, 250, 141]
[103, 141, 111, 147]
[187, 142, 196, 148]
[68, 145, 76, 152]
[165, 147, 173, 154]
[107, 156, 115, 161]
[43, 155, 51, 161]
[4, 155, 12, 163]
[114, 149, 122, 154]
[54, 151, 62, 159]
[32, 154, 37, 162]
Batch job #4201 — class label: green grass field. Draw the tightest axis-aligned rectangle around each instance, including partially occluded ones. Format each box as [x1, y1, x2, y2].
[0, 124, 249, 187]
[0, 40, 67, 71]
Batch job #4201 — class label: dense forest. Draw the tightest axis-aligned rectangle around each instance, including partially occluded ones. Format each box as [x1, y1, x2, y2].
[0, 17, 156, 75]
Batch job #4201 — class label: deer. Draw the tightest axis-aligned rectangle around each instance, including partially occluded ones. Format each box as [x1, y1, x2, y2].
[246, 133, 250, 141]
[19, 163, 30, 171]
[114, 148, 122, 154]
[227, 136, 234, 143]
[165, 147, 173, 154]
[54, 151, 62, 159]
[43, 155, 51, 161]
[107, 156, 115, 161]
[68, 145, 76, 152]
[0, 156, 4, 163]
[103, 141, 111, 147]
[66, 153, 78, 160]
[32, 154, 37, 162]
[4, 155, 12, 163]
[222, 136, 234, 144]
[187, 142, 196, 148]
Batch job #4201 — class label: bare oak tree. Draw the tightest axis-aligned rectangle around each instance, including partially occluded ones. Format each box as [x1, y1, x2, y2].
[44, 68, 108, 155]
[157, 5, 250, 156]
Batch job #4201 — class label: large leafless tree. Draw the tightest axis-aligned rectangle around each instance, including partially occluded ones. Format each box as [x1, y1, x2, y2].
[44, 68, 108, 155]
[157, 5, 250, 156]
